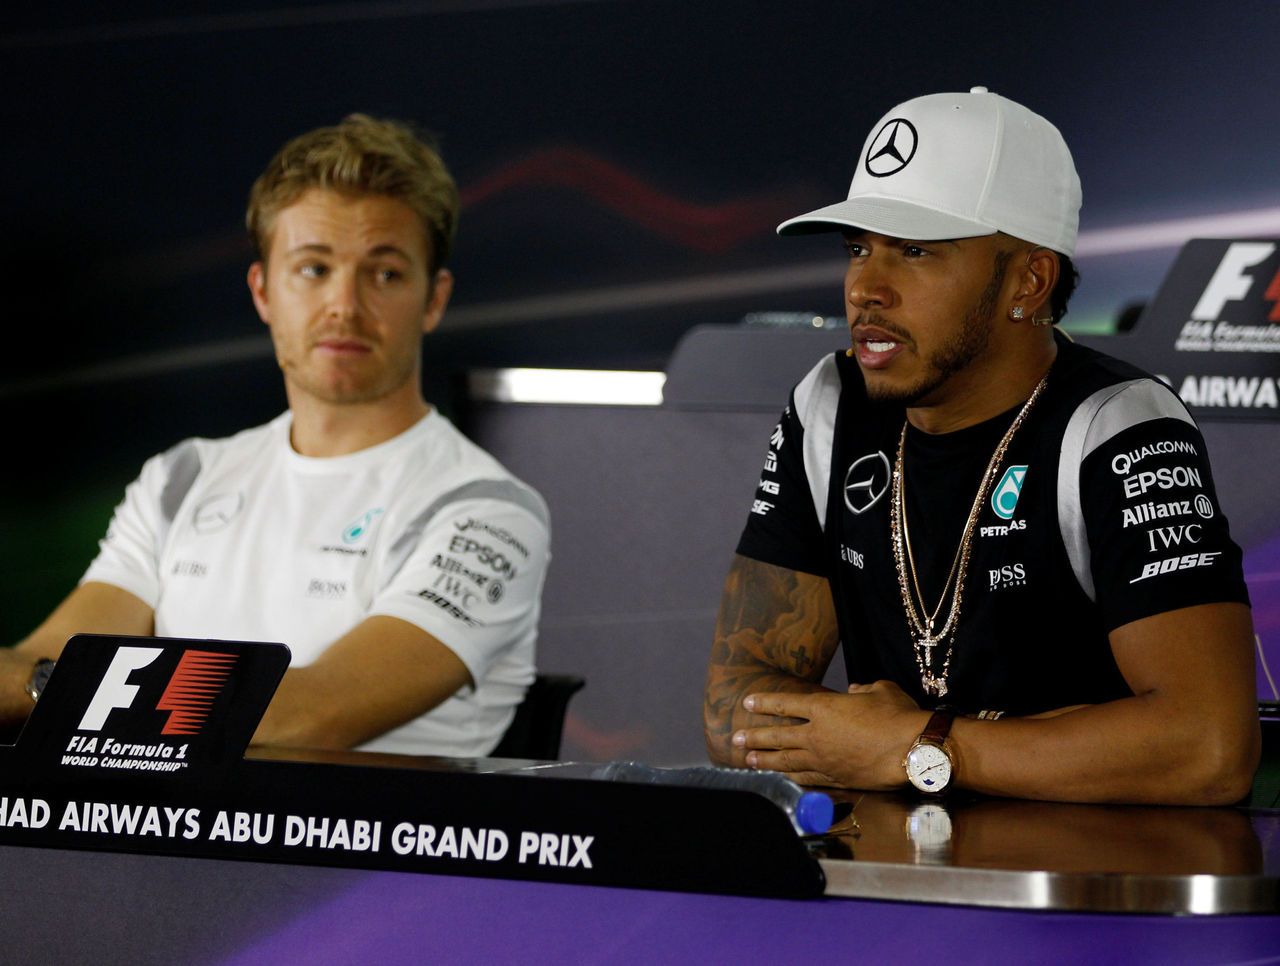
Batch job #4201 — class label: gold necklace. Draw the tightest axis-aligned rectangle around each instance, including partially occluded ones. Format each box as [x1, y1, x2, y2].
[890, 374, 1049, 697]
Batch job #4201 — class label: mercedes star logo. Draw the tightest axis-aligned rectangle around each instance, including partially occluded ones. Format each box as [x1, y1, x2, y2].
[844, 452, 891, 514]
[193, 493, 245, 534]
[865, 118, 918, 178]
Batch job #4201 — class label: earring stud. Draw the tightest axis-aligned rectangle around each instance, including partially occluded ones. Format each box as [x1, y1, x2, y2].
[1011, 306, 1025, 320]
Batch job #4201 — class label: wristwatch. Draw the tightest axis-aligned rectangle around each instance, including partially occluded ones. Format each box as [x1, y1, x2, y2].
[25, 659, 56, 703]
[903, 708, 956, 794]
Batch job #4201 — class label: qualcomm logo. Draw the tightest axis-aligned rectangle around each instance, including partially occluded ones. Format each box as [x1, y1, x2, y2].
[343, 508, 384, 544]
[991, 466, 1027, 520]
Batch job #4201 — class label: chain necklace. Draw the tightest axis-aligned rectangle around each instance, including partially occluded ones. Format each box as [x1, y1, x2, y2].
[890, 374, 1049, 697]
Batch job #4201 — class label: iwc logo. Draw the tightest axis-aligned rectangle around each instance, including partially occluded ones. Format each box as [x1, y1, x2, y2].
[843, 452, 891, 514]
[865, 119, 918, 177]
[192, 493, 244, 534]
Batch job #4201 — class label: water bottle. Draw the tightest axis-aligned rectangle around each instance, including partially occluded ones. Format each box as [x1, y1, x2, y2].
[592, 761, 834, 836]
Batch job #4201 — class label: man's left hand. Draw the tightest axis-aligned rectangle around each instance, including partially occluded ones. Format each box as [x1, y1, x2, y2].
[733, 680, 930, 789]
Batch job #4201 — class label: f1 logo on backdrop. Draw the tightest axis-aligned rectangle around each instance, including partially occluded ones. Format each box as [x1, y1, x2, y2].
[1191, 242, 1280, 323]
[79, 646, 238, 735]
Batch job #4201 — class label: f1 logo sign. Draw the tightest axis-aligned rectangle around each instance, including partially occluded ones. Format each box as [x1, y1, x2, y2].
[1191, 242, 1278, 321]
[79, 646, 161, 731]
[77, 645, 238, 734]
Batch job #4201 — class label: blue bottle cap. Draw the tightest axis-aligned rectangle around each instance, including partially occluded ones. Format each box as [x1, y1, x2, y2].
[795, 791, 835, 835]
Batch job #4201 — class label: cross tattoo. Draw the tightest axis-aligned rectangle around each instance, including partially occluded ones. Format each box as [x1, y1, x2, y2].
[788, 645, 813, 675]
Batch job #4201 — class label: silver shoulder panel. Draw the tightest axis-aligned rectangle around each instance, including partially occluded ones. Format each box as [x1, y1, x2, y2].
[384, 478, 550, 581]
[1057, 379, 1195, 601]
[159, 440, 202, 525]
[793, 355, 842, 531]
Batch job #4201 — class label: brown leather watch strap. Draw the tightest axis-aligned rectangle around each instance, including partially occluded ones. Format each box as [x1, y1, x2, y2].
[920, 708, 956, 745]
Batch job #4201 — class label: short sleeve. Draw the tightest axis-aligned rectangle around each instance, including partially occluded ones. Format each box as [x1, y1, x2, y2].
[735, 396, 828, 577]
[1073, 384, 1249, 631]
[371, 493, 551, 686]
[80, 443, 199, 607]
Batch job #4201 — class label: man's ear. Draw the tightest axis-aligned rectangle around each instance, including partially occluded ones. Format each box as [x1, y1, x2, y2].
[1009, 247, 1059, 323]
[247, 262, 270, 325]
[423, 268, 454, 335]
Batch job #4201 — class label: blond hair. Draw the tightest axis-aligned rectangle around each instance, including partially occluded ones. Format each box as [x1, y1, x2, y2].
[246, 114, 459, 272]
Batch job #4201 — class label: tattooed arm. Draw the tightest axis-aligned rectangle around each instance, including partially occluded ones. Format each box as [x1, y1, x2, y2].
[703, 554, 841, 767]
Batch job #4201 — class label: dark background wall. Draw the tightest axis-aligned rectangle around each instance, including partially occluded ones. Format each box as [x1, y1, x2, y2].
[3, 1, 1279, 757]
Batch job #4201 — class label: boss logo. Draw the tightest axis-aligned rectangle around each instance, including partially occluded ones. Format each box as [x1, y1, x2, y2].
[988, 563, 1027, 591]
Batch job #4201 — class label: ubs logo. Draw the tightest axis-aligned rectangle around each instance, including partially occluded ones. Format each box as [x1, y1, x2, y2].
[193, 493, 244, 534]
[865, 119, 918, 177]
[843, 452, 890, 514]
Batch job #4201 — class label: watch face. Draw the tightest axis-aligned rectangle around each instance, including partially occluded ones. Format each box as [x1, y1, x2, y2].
[905, 741, 952, 793]
[906, 804, 954, 850]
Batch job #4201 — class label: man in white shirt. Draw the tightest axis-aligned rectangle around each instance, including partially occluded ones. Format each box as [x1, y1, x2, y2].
[0, 115, 550, 757]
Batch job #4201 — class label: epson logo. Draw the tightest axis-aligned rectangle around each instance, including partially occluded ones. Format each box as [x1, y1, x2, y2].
[79, 646, 237, 735]
[1121, 465, 1202, 499]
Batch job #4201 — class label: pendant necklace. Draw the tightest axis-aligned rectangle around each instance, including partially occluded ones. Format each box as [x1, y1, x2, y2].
[889, 374, 1048, 697]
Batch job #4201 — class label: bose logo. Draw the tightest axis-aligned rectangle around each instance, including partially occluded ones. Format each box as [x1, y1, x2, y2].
[1129, 552, 1222, 584]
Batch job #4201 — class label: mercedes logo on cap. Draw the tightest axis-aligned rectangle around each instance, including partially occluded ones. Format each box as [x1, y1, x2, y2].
[865, 118, 918, 178]
[843, 452, 891, 514]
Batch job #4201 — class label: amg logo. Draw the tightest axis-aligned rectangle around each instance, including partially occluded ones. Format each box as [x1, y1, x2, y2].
[1122, 499, 1192, 528]
[1130, 552, 1222, 584]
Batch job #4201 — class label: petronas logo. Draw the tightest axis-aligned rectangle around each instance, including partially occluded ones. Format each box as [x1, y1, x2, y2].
[991, 466, 1027, 521]
[343, 508, 384, 544]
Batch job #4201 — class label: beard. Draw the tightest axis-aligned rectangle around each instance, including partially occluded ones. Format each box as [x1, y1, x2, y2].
[863, 250, 1011, 406]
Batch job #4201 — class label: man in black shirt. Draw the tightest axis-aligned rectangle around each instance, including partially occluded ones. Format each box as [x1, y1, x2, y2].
[703, 88, 1259, 804]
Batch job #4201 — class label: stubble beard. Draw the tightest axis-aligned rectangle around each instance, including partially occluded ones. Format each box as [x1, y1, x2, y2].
[864, 250, 1012, 406]
[278, 337, 421, 408]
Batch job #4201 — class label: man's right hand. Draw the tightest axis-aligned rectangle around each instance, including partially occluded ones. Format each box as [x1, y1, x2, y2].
[0, 582, 155, 734]
[703, 554, 840, 766]
[0, 647, 37, 730]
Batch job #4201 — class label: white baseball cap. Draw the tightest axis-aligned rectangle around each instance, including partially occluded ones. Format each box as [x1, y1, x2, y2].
[777, 87, 1081, 257]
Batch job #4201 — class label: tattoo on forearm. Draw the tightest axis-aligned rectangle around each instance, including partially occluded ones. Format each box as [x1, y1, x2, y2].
[704, 555, 839, 754]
